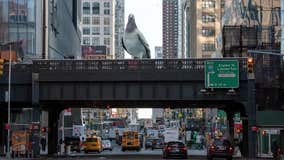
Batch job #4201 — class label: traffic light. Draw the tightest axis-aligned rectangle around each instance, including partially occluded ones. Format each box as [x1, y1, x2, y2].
[0, 59, 4, 76]
[247, 57, 254, 73]
[41, 127, 47, 133]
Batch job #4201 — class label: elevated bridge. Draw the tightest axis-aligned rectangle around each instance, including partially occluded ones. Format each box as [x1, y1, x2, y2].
[0, 58, 258, 157]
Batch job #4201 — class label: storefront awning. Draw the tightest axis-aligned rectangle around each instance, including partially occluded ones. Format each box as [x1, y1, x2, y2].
[257, 111, 284, 127]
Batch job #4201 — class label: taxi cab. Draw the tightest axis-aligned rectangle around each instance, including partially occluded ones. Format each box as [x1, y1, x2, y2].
[84, 136, 102, 153]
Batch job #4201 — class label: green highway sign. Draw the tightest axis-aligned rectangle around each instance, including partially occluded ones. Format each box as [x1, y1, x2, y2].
[205, 60, 239, 88]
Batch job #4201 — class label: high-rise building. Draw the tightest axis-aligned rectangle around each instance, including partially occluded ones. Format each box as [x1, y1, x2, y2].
[115, 0, 125, 59]
[188, 0, 222, 58]
[81, 0, 115, 59]
[0, 0, 81, 60]
[162, 0, 179, 59]
[282, 0, 284, 56]
[155, 46, 163, 59]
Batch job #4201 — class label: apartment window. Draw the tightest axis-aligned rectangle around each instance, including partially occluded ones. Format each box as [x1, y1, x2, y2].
[106, 47, 110, 54]
[83, 37, 90, 45]
[82, 17, 90, 24]
[202, 43, 216, 51]
[92, 37, 100, 45]
[104, 27, 110, 35]
[82, 27, 91, 35]
[83, 2, 90, 14]
[202, 27, 215, 37]
[202, 13, 215, 23]
[104, 37, 110, 45]
[92, 2, 100, 14]
[92, 27, 100, 35]
[202, 0, 215, 8]
[104, 9, 110, 15]
[104, 2, 110, 8]
[92, 17, 100, 25]
[104, 17, 110, 25]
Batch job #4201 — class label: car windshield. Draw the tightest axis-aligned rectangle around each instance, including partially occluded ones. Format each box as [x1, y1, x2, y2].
[168, 142, 184, 147]
[103, 140, 110, 144]
[213, 140, 231, 146]
[213, 140, 223, 146]
[86, 138, 98, 142]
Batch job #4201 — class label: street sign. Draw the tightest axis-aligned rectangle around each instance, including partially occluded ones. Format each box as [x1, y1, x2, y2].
[205, 60, 239, 88]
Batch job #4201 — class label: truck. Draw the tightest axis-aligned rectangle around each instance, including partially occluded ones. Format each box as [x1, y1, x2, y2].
[164, 128, 179, 143]
[72, 125, 86, 141]
[147, 129, 159, 138]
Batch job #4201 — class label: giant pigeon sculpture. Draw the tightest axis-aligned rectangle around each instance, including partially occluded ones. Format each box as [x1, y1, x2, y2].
[122, 14, 151, 59]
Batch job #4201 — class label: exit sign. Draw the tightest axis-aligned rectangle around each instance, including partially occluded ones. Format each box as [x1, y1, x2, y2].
[205, 60, 239, 88]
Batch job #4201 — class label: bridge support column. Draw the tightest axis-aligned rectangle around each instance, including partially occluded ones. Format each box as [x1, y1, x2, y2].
[0, 109, 7, 154]
[226, 110, 235, 142]
[48, 108, 61, 156]
[243, 78, 257, 158]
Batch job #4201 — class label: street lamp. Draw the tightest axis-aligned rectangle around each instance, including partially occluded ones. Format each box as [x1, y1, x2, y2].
[0, 42, 13, 158]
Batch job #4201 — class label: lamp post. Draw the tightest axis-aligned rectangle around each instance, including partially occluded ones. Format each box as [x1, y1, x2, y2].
[0, 42, 12, 158]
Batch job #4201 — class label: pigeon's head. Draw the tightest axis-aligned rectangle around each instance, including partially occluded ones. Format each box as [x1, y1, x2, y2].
[128, 14, 135, 21]
[126, 13, 137, 33]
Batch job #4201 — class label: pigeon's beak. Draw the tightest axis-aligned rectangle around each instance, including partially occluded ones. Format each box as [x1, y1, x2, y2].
[128, 14, 135, 21]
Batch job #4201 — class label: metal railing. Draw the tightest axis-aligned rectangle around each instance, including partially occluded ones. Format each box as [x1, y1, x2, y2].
[33, 58, 248, 73]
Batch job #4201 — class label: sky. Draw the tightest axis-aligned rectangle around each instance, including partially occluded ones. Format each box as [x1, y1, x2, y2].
[125, 0, 162, 59]
[125, 0, 162, 118]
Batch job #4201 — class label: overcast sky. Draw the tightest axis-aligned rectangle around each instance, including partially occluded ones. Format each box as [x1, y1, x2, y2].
[124, 0, 162, 59]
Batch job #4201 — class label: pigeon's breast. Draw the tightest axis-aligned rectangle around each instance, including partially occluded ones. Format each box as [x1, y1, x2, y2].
[124, 32, 146, 57]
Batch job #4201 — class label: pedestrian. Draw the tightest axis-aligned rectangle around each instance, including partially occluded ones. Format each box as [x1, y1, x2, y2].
[40, 136, 47, 152]
[272, 140, 280, 158]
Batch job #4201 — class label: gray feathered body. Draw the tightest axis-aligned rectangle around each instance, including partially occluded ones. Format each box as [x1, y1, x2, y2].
[123, 29, 149, 59]
[122, 14, 150, 59]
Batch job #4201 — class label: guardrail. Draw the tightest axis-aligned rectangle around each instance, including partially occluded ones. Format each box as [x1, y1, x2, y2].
[33, 58, 248, 73]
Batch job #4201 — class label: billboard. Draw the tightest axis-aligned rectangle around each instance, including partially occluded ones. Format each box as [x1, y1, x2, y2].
[81, 45, 107, 59]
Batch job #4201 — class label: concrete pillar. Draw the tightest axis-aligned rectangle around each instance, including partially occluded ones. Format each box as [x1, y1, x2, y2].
[246, 77, 257, 158]
[48, 108, 61, 155]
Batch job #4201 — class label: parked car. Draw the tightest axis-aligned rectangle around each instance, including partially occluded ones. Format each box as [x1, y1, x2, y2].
[162, 141, 187, 159]
[102, 140, 112, 151]
[207, 139, 234, 160]
[64, 137, 81, 153]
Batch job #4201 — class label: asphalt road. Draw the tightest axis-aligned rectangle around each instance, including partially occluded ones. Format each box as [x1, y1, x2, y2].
[32, 155, 271, 160]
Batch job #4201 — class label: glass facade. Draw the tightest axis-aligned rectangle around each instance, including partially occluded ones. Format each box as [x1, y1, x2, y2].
[0, 0, 36, 58]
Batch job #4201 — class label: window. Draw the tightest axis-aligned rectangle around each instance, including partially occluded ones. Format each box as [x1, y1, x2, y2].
[106, 47, 110, 54]
[202, 43, 215, 51]
[104, 2, 110, 8]
[202, 27, 215, 37]
[83, 37, 90, 45]
[202, 0, 215, 8]
[92, 37, 100, 45]
[104, 37, 110, 45]
[104, 17, 110, 25]
[83, 2, 90, 14]
[82, 27, 90, 35]
[92, 2, 100, 14]
[202, 13, 215, 23]
[92, 17, 100, 25]
[104, 9, 110, 15]
[92, 27, 100, 35]
[83, 17, 90, 24]
[104, 27, 110, 35]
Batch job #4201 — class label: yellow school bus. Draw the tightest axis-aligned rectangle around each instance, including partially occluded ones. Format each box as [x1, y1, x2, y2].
[121, 131, 140, 151]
